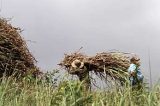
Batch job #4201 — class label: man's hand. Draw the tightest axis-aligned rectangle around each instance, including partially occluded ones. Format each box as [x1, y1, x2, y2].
[130, 71, 136, 76]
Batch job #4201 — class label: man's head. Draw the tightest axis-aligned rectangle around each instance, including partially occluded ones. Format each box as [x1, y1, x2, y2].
[65, 59, 85, 74]
[130, 56, 140, 66]
[71, 59, 84, 69]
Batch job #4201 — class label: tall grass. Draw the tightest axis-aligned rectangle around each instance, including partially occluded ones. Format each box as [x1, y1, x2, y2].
[0, 74, 159, 106]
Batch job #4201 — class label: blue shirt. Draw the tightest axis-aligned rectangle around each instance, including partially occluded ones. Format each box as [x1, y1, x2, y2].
[128, 63, 144, 85]
[128, 64, 137, 73]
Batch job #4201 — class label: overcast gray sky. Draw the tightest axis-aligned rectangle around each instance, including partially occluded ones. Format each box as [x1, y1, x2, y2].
[1, 0, 160, 83]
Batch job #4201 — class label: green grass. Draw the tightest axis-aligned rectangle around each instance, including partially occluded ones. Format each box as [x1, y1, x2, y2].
[0, 74, 159, 106]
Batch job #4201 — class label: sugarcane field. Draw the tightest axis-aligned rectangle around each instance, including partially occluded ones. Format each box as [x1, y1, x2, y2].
[0, 0, 160, 105]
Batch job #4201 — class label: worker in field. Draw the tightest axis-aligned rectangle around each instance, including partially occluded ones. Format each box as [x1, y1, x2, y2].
[128, 56, 144, 87]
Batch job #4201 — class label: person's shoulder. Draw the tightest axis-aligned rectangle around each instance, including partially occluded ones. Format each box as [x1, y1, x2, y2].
[130, 64, 136, 67]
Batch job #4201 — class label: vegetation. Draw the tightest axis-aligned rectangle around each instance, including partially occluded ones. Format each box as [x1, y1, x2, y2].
[0, 71, 159, 106]
[0, 18, 159, 106]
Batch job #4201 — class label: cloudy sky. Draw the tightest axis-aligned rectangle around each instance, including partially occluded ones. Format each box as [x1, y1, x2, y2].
[1, 0, 160, 83]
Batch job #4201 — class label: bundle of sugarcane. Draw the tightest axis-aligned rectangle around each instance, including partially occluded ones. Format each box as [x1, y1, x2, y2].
[59, 51, 137, 82]
[89, 52, 130, 71]
[0, 18, 41, 77]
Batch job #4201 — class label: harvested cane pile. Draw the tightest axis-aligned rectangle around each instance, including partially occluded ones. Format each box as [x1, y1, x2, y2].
[0, 18, 41, 77]
[59, 51, 136, 83]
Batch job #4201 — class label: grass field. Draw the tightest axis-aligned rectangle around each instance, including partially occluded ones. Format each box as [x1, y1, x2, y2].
[0, 72, 159, 106]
